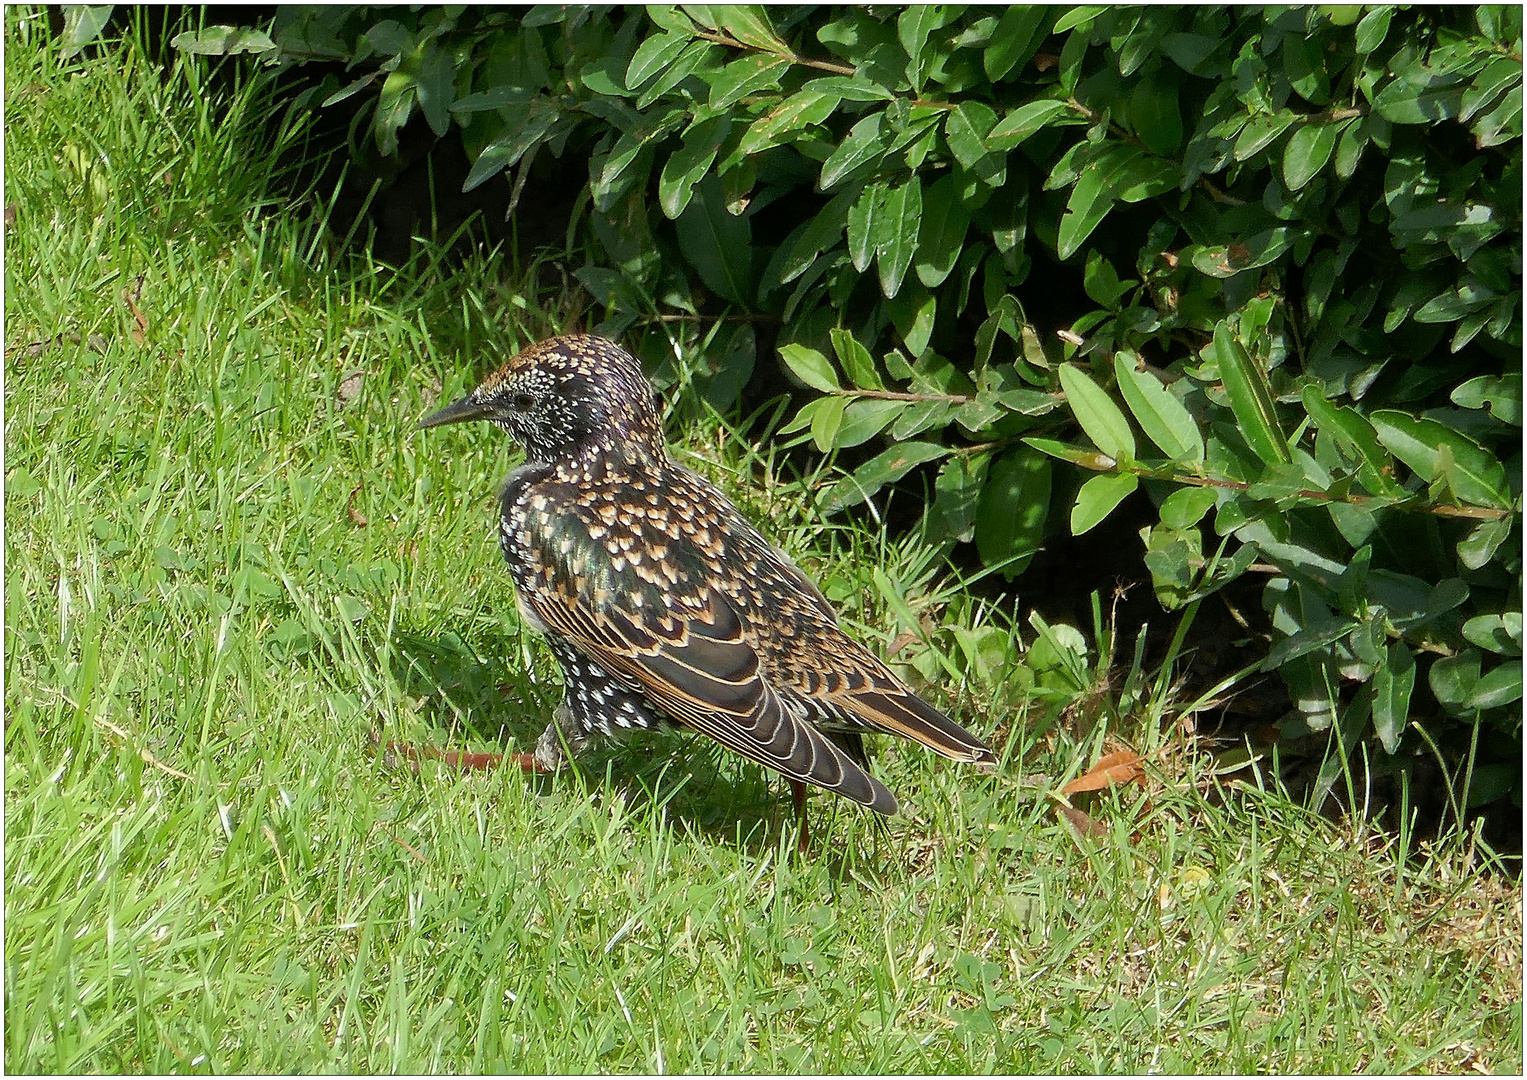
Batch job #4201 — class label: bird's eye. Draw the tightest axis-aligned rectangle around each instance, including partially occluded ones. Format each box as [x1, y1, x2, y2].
[512, 393, 537, 412]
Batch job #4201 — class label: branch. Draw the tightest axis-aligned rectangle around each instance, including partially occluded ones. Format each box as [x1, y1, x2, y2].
[831, 388, 974, 404]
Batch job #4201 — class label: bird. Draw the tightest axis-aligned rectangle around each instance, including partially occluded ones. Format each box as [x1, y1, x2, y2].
[416, 333, 995, 846]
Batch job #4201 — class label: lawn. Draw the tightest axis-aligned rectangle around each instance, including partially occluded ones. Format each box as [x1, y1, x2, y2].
[4, 9, 1521, 1073]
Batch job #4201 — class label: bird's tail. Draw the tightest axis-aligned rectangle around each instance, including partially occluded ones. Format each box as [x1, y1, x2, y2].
[839, 687, 996, 764]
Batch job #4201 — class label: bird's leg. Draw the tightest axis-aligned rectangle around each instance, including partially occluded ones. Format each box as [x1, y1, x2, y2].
[790, 778, 810, 855]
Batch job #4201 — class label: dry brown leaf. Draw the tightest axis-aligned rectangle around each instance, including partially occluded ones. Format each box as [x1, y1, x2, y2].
[337, 370, 366, 407]
[1058, 804, 1107, 839]
[346, 483, 368, 527]
[122, 276, 148, 344]
[1061, 749, 1144, 795]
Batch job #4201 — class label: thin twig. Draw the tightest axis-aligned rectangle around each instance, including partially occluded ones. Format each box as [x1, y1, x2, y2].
[94, 717, 207, 782]
[831, 388, 974, 404]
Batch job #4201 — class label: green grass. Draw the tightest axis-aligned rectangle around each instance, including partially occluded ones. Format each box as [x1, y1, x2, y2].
[5, 9, 1521, 1073]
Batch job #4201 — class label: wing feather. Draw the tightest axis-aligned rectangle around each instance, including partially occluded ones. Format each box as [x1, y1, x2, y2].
[528, 585, 897, 813]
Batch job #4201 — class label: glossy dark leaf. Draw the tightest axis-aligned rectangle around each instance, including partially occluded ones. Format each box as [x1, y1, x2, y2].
[1059, 364, 1136, 462]
[1370, 411, 1511, 508]
[915, 174, 970, 287]
[829, 329, 884, 391]
[1371, 642, 1415, 754]
[1211, 323, 1291, 466]
[1071, 472, 1138, 535]
[976, 447, 1052, 577]
[827, 441, 949, 510]
[1114, 352, 1204, 464]
[778, 344, 840, 393]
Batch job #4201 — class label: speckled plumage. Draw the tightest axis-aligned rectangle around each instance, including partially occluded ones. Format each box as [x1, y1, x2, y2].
[420, 334, 995, 816]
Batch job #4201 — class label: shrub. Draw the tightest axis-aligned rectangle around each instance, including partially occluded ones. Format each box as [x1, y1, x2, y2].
[155, 4, 1521, 815]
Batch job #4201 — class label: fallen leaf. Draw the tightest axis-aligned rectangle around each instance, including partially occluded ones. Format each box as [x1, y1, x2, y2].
[1058, 804, 1107, 839]
[337, 370, 366, 407]
[346, 483, 368, 527]
[121, 278, 148, 344]
[1061, 749, 1144, 795]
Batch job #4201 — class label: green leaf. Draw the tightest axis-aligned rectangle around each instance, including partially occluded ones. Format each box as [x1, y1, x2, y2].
[1451, 373, 1522, 426]
[1282, 122, 1338, 191]
[983, 6, 1054, 82]
[1300, 387, 1404, 497]
[1114, 352, 1203, 464]
[1462, 612, 1524, 656]
[626, 31, 691, 90]
[1159, 486, 1218, 528]
[707, 53, 790, 110]
[659, 115, 732, 219]
[171, 23, 277, 57]
[767, 186, 858, 288]
[915, 174, 970, 287]
[1191, 227, 1309, 278]
[876, 177, 922, 298]
[944, 101, 999, 168]
[637, 40, 721, 108]
[374, 70, 417, 157]
[987, 100, 1072, 150]
[738, 91, 840, 155]
[1353, 6, 1392, 53]
[846, 182, 884, 273]
[1468, 661, 1523, 710]
[1430, 650, 1482, 713]
[1059, 364, 1136, 463]
[1461, 56, 1522, 123]
[898, 5, 956, 91]
[1457, 517, 1514, 571]
[887, 288, 937, 356]
[827, 441, 949, 510]
[1370, 411, 1511, 508]
[463, 104, 562, 192]
[932, 453, 990, 543]
[1373, 74, 1467, 125]
[1023, 437, 1119, 471]
[1055, 147, 1128, 261]
[1071, 473, 1138, 535]
[1233, 111, 1298, 160]
[835, 399, 906, 448]
[692, 5, 788, 51]
[976, 447, 1052, 576]
[829, 329, 883, 390]
[811, 394, 849, 451]
[1129, 73, 1183, 156]
[778, 344, 840, 393]
[62, 5, 114, 57]
[414, 46, 456, 137]
[819, 110, 887, 190]
[1371, 642, 1415, 754]
[1211, 323, 1291, 466]
[1053, 5, 1106, 34]
[674, 176, 752, 304]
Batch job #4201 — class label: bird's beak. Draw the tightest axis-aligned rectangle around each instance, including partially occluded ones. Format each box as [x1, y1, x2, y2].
[418, 393, 492, 430]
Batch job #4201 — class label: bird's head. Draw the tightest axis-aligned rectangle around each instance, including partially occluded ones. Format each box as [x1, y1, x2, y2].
[419, 335, 664, 463]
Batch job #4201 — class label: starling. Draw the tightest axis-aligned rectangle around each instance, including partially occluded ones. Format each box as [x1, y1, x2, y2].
[418, 334, 994, 834]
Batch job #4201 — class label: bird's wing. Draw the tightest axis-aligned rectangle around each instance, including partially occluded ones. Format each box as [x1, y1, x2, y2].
[525, 570, 898, 814]
[751, 542, 997, 766]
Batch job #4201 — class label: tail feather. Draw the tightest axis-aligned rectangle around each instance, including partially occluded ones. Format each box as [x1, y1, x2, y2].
[839, 688, 995, 764]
